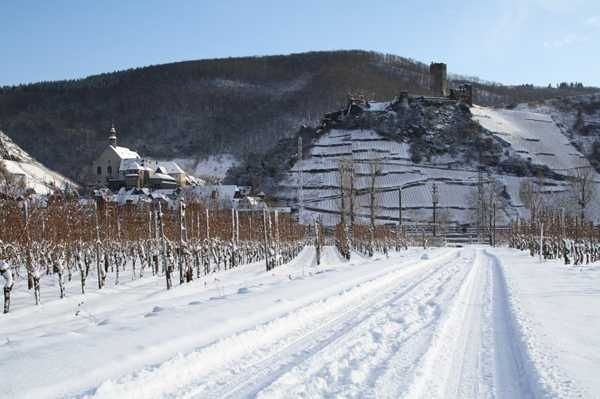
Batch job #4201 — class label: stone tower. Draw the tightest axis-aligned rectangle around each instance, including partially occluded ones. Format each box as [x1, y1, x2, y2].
[108, 124, 117, 147]
[429, 63, 448, 97]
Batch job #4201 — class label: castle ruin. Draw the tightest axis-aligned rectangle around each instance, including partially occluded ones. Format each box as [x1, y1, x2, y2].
[429, 62, 448, 97]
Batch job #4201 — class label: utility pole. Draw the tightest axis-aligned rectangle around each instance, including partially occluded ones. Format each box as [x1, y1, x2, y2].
[349, 164, 355, 246]
[431, 182, 439, 237]
[398, 188, 403, 227]
[235, 209, 240, 244]
[492, 201, 496, 247]
[206, 208, 210, 240]
[477, 168, 484, 243]
[231, 208, 236, 243]
[148, 209, 152, 240]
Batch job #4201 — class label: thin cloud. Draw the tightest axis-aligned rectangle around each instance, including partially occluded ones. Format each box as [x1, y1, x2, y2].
[544, 33, 583, 48]
[585, 16, 600, 27]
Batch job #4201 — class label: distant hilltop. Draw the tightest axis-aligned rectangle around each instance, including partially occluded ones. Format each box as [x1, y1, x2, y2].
[0, 50, 597, 185]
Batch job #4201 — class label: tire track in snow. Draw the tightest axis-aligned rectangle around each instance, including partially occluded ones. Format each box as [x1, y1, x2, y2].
[486, 250, 585, 399]
[189, 250, 466, 399]
[404, 249, 541, 399]
[81, 249, 460, 399]
[254, 249, 476, 399]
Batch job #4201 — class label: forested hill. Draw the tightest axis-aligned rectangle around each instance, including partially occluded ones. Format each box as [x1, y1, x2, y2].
[0, 50, 597, 182]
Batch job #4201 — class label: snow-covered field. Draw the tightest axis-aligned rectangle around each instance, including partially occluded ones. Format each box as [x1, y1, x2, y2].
[2, 246, 600, 398]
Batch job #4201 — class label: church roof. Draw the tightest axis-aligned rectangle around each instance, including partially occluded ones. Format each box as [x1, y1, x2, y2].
[112, 146, 140, 160]
[120, 158, 143, 171]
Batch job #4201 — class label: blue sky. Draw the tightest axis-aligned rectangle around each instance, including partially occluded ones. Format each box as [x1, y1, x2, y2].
[1, 0, 599, 87]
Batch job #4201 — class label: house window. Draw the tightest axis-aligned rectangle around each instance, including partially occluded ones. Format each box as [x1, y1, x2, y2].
[97, 166, 102, 175]
[107, 166, 113, 176]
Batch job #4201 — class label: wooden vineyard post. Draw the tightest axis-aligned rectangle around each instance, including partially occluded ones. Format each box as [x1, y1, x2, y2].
[179, 199, 187, 284]
[94, 202, 103, 289]
[157, 202, 171, 290]
[540, 222, 544, 263]
[263, 209, 270, 271]
[315, 217, 321, 266]
[274, 210, 280, 265]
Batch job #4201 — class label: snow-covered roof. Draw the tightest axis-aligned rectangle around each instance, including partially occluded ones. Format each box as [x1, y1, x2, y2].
[150, 173, 176, 181]
[112, 146, 141, 160]
[157, 161, 185, 175]
[120, 159, 143, 172]
[114, 187, 152, 205]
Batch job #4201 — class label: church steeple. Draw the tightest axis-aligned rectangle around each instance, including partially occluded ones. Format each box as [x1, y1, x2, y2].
[108, 124, 117, 147]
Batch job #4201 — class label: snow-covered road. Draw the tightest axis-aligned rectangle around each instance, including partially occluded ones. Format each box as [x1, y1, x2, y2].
[2, 246, 599, 398]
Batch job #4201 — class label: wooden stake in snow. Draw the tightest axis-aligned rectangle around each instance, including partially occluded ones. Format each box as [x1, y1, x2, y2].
[179, 199, 187, 285]
[157, 202, 171, 290]
[94, 202, 103, 289]
[540, 222, 544, 263]
[263, 209, 270, 271]
[315, 217, 321, 266]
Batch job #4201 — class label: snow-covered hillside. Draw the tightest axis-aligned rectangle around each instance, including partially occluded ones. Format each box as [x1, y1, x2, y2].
[0, 131, 77, 194]
[277, 99, 600, 225]
[2, 246, 599, 398]
[471, 106, 590, 172]
[512, 93, 600, 169]
[165, 154, 239, 182]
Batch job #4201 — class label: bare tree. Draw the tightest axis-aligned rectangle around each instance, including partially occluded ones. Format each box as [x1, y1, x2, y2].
[519, 177, 544, 224]
[337, 160, 354, 259]
[570, 166, 596, 221]
[367, 158, 382, 256]
[469, 175, 508, 239]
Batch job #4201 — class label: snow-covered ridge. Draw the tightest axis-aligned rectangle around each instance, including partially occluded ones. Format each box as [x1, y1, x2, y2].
[278, 104, 600, 225]
[0, 131, 77, 194]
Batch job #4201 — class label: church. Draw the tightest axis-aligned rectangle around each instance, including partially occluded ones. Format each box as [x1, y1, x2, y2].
[90, 125, 193, 190]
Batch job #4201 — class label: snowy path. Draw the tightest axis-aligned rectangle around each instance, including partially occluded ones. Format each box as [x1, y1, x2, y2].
[255, 248, 536, 399]
[82, 248, 541, 399]
[3, 246, 599, 398]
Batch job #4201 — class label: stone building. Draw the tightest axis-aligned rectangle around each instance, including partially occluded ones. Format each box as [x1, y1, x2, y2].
[92, 125, 141, 187]
[90, 125, 191, 190]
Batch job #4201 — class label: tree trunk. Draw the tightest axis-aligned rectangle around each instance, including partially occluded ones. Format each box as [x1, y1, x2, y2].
[3, 287, 11, 314]
[57, 269, 65, 299]
[33, 274, 41, 305]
